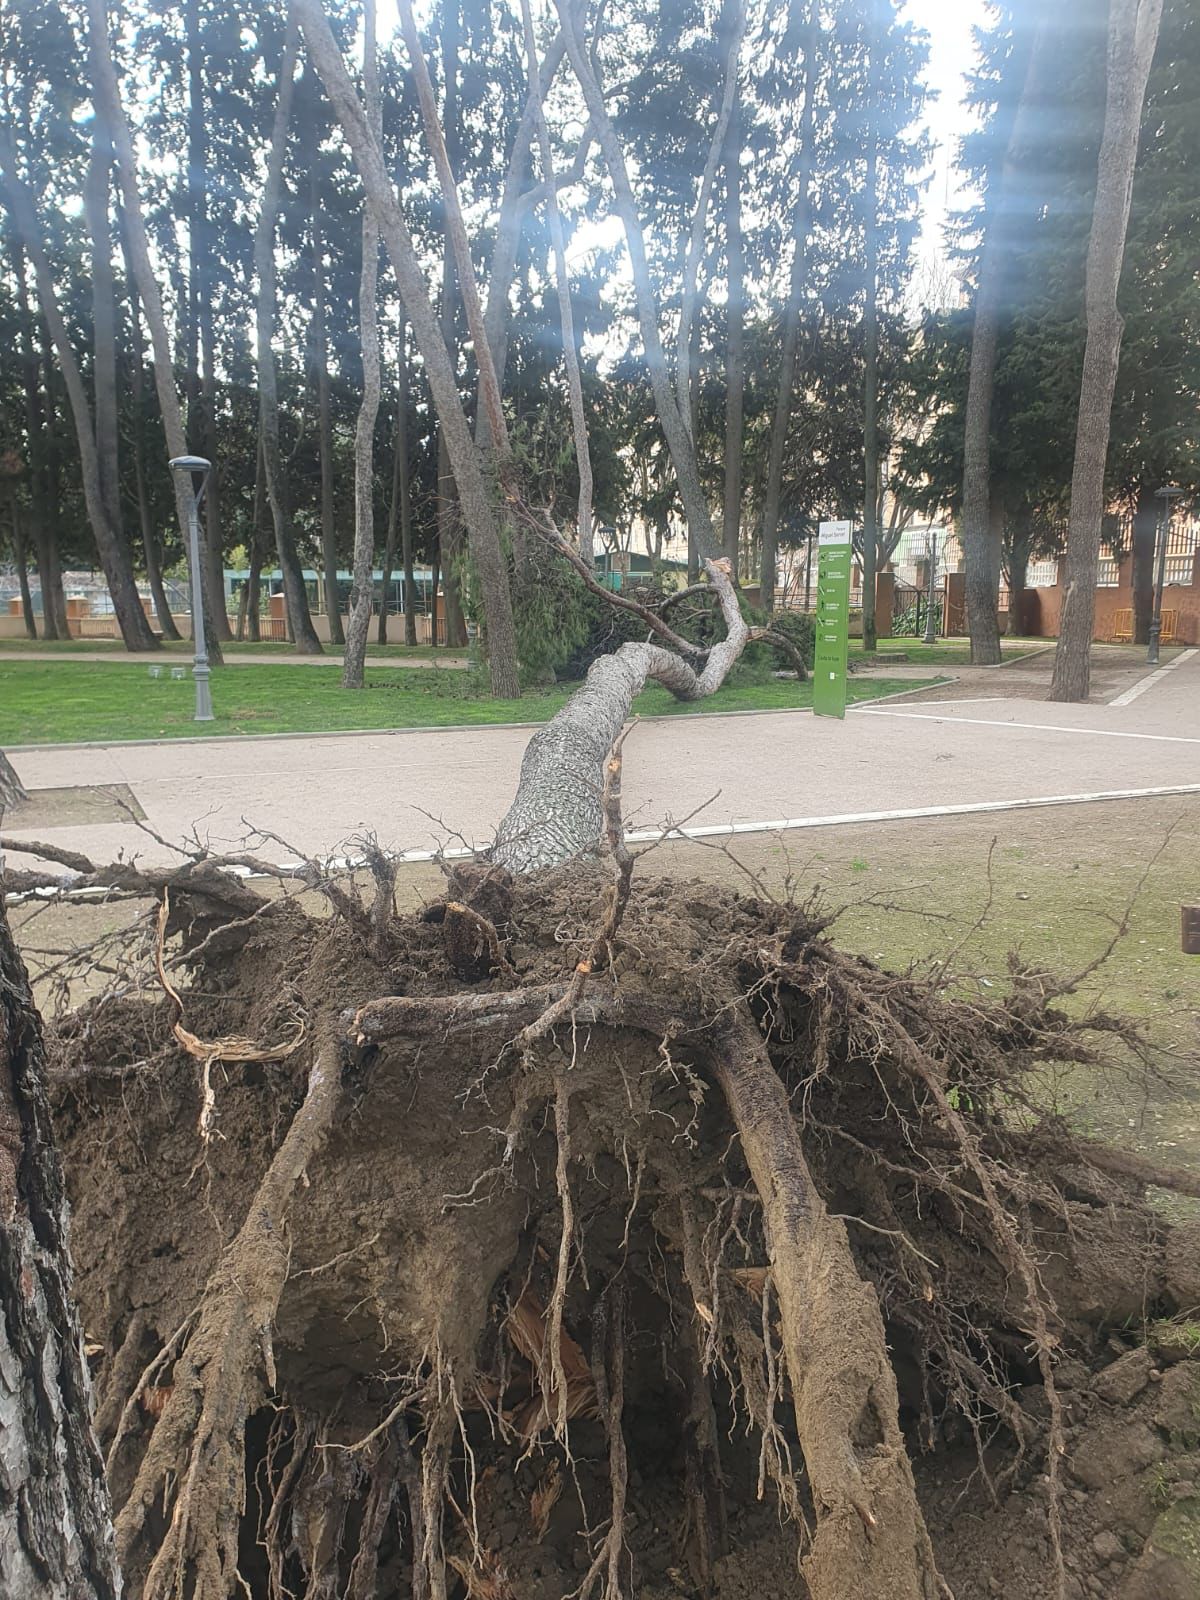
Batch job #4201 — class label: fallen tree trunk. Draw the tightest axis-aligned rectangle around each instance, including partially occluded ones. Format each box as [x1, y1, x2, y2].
[493, 556, 746, 871]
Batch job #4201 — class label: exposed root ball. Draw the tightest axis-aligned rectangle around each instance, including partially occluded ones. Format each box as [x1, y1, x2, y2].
[46, 870, 1194, 1600]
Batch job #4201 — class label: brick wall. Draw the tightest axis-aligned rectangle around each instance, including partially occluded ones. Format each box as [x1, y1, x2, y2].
[1018, 551, 1200, 646]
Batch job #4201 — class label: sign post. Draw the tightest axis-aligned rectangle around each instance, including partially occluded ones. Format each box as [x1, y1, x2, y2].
[813, 520, 852, 719]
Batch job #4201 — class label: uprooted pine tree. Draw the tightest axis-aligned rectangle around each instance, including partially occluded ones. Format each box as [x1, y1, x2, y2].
[4, 554, 1200, 1600]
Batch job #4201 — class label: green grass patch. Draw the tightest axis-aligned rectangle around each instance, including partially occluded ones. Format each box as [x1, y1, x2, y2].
[0, 660, 939, 745]
[0, 637, 451, 659]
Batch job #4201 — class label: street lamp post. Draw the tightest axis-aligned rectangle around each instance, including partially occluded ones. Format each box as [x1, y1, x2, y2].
[169, 454, 215, 721]
[1148, 484, 1183, 666]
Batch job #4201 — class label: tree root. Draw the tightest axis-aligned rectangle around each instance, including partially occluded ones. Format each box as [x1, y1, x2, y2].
[113, 1031, 343, 1600]
[41, 839, 1186, 1600]
[709, 1014, 946, 1600]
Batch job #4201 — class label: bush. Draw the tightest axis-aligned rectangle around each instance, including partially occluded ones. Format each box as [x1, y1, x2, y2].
[559, 581, 663, 679]
[763, 609, 815, 671]
[511, 545, 598, 685]
[893, 599, 941, 638]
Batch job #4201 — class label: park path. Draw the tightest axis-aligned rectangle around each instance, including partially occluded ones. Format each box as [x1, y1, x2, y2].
[5, 650, 1198, 872]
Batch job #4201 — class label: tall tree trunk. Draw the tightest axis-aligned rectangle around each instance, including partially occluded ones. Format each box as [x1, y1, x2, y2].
[1050, 0, 1163, 702]
[432, 0, 468, 650]
[960, 27, 1048, 666]
[674, 1, 745, 444]
[519, 0, 593, 565]
[85, 0, 224, 661]
[429, 540, 440, 647]
[722, 88, 745, 576]
[759, 0, 818, 611]
[36, 341, 70, 639]
[1005, 514, 1031, 636]
[0, 129, 158, 652]
[377, 353, 401, 646]
[0, 898, 121, 1600]
[1130, 482, 1157, 645]
[253, 15, 323, 654]
[10, 497, 36, 637]
[126, 280, 182, 639]
[400, 406, 416, 648]
[295, 0, 520, 697]
[376, 329, 417, 648]
[554, 0, 719, 562]
[480, 33, 569, 424]
[186, 0, 232, 642]
[7, 243, 48, 640]
[246, 438, 265, 642]
[343, 0, 381, 688]
[84, 108, 121, 545]
[310, 158, 344, 648]
[861, 0, 881, 653]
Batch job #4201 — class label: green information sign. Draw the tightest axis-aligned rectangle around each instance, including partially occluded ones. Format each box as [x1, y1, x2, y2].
[813, 520, 852, 719]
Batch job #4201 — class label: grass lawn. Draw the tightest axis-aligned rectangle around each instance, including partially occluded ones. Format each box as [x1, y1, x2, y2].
[0, 636, 452, 659]
[655, 795, 1200, 1184]
[0, 660, 940, 745]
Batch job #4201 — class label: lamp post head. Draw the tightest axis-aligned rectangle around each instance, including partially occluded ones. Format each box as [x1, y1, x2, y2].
[1155, 484, 1183, 503]
[170, 455, 212, 509]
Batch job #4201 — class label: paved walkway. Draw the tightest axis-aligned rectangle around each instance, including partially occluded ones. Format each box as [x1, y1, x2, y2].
[4, 649, 1198, 873]
[0, 650, 471, 670]
[851, 642, 1184, 703]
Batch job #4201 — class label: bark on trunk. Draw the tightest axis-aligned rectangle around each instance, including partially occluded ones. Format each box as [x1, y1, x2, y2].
[253, 15, 323, 655]
[186, 0, 231, 642]
[37, 350, 71, 640]
[86, 0, 224, 661]
[432, 0, 468, 652]
[376, 339, 407, 646]
[380, 331, 419, 649]
[127, 283, 182, 639]
[494, 560, 745, 872]
[1005, 519, 1031, 637]
[480, 34, 569, 425]
[198, 363, 229, 641]
[554, 0, 718, 562]
[0, 898, 121, 1600]
[1130, 482, 1157, 645]
[722, 89, 745, 576]
[343, 0, 381, 689]
[246, 439, 265, 642]
[10, 499, 36, 638]
[294, 0, 520, 697]
[1050, 0, 1162, 703]
[519, 0, 593, 564]
[674, 2, 746, 439]
[861, 1, 880, 654]
[9, 241, 62, 639]
[84, 113, 121, 541]
[0, 128, 158, 652]
[759, 0, 818, 612]
[311, 159, 344, 649]
[960, 27, 1048, 667]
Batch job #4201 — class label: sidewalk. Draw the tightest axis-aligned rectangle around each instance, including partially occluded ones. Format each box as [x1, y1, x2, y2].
[5, 650, 1199, 871]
